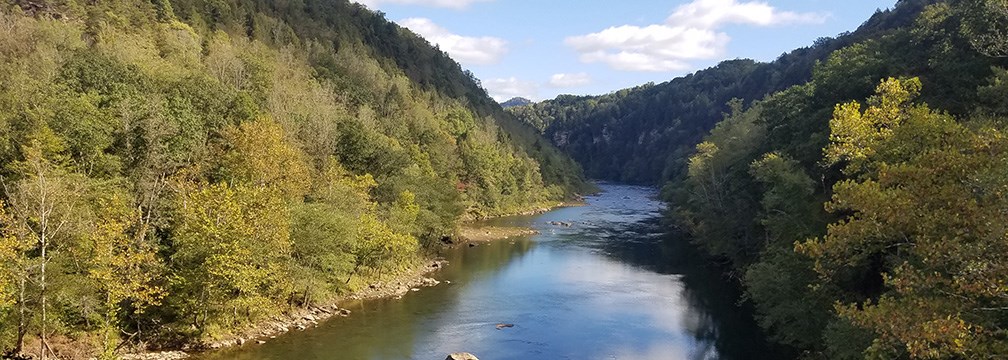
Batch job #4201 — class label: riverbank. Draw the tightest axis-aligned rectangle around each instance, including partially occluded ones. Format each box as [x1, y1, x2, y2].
[460, 198, 586, 222]
[456, 200, 586, 244]
[123, 200, 585, 360]
[117, 259, 449, 360]
[458, 226, 539, 243]
[190, 183, 761, 360]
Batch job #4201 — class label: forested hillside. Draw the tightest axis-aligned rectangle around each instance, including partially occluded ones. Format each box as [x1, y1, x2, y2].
[521, 0, 1008, 357]
[0, 0, 588, 357]
[510, 0, 938, 184]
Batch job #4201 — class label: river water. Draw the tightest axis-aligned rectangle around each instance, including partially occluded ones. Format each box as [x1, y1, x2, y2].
[201, 183, 780, 360]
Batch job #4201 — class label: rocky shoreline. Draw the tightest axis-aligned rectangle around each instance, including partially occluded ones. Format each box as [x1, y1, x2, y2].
[457, 225, 540, 243]
[120, 259, 449, 360]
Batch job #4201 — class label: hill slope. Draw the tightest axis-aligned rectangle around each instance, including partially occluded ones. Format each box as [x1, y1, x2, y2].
[522, 0, 1008, 357]
[509, 0, 939, 184]
[0, 0, 587, 354]
[521, 0, 1008, 357]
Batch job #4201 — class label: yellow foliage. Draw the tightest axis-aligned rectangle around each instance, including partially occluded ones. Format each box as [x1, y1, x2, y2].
[825, 77, 923, 174]
[221, 116, 311, 201]
[0, 201, 16, 310]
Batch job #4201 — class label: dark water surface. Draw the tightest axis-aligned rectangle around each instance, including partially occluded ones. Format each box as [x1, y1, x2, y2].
[201, 184, 779, 360]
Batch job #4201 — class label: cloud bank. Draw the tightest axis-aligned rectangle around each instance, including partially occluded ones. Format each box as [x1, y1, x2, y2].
[565, 0, 827, 72]
[482, 77, 539, 102]
[355, 0, 491, 10]
[400, 18, 509, 65]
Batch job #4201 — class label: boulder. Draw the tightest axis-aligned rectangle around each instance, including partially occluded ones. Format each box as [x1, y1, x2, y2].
[445, 353, 479, 360]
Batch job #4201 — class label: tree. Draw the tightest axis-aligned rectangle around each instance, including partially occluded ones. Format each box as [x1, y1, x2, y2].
[823, 77, 922, 175]
[0, 201, 18, 318]
[978, 67, 1008, 115]
[744, 153, 830, 349]
[219, 116, 311, 202]
[3, 140, 82, 359]
[800, 78, 1008, 358]
[83, 194, 163, 359]
[676, 103, 766, 266]
[169, 183, 291, 335]
[958, 0, 1008, 58]
[345, 213, 417, 286]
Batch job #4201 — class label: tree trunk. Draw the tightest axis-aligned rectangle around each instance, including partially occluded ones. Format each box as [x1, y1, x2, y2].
[15, 274, 25, 353]
[39, 175, 48, 360]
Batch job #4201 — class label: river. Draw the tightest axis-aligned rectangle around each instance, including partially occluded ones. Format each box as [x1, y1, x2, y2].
[201, 183, 781, 360]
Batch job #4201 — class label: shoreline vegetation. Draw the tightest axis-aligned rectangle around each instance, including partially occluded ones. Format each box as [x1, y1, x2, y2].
[0, 0, 594, 358]
[116, 258, 448, 360]
[120, 200, 579, 360]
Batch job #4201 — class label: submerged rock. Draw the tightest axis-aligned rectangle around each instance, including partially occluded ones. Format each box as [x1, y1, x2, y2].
[445, 353, 479, 360]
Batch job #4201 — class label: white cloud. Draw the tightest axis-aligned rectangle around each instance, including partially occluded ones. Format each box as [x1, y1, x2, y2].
[355, 0, 491, 10]
[666, 0, 826, 28]
[483, 77, 539, 102]
[400, 18, 508, 65]
[548, 73, 592, 88]
[566, 25, 726, 72]
[565, 0, 827, 72]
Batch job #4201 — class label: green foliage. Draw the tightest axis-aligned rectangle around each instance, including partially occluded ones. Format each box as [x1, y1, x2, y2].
[978, 67, 1008, 115]
[82, 193, 164, 358]
[168, 183, 291, 335]
[675, 103, 766, 266]
[958, 0, 1008, 57]
[0, 0, 587, 353]
[219, 116, 311, 201]
[801, 79, 1008, 357]
[509, 4, 924, 184]
[0, 202, 16, 311]
[652, 2, 1008, 358]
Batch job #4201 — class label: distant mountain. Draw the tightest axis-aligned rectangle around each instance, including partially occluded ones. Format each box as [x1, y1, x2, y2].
[500, 97, 533, 108]
[509, 0, 939, 184]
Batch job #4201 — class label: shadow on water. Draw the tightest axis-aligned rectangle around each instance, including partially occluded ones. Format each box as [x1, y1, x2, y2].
[544, 185, 790, 360]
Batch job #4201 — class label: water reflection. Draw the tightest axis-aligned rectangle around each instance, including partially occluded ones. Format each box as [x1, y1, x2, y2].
[200, 184, 780, 360]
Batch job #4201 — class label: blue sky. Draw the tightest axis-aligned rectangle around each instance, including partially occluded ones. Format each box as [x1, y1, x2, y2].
[354, 0, 896, 101]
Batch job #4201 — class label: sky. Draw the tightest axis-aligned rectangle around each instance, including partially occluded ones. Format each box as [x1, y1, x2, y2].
[352, 0, 896, 102]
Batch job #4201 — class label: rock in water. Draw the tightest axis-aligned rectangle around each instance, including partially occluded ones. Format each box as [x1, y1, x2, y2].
[445, 353, 479, 360]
